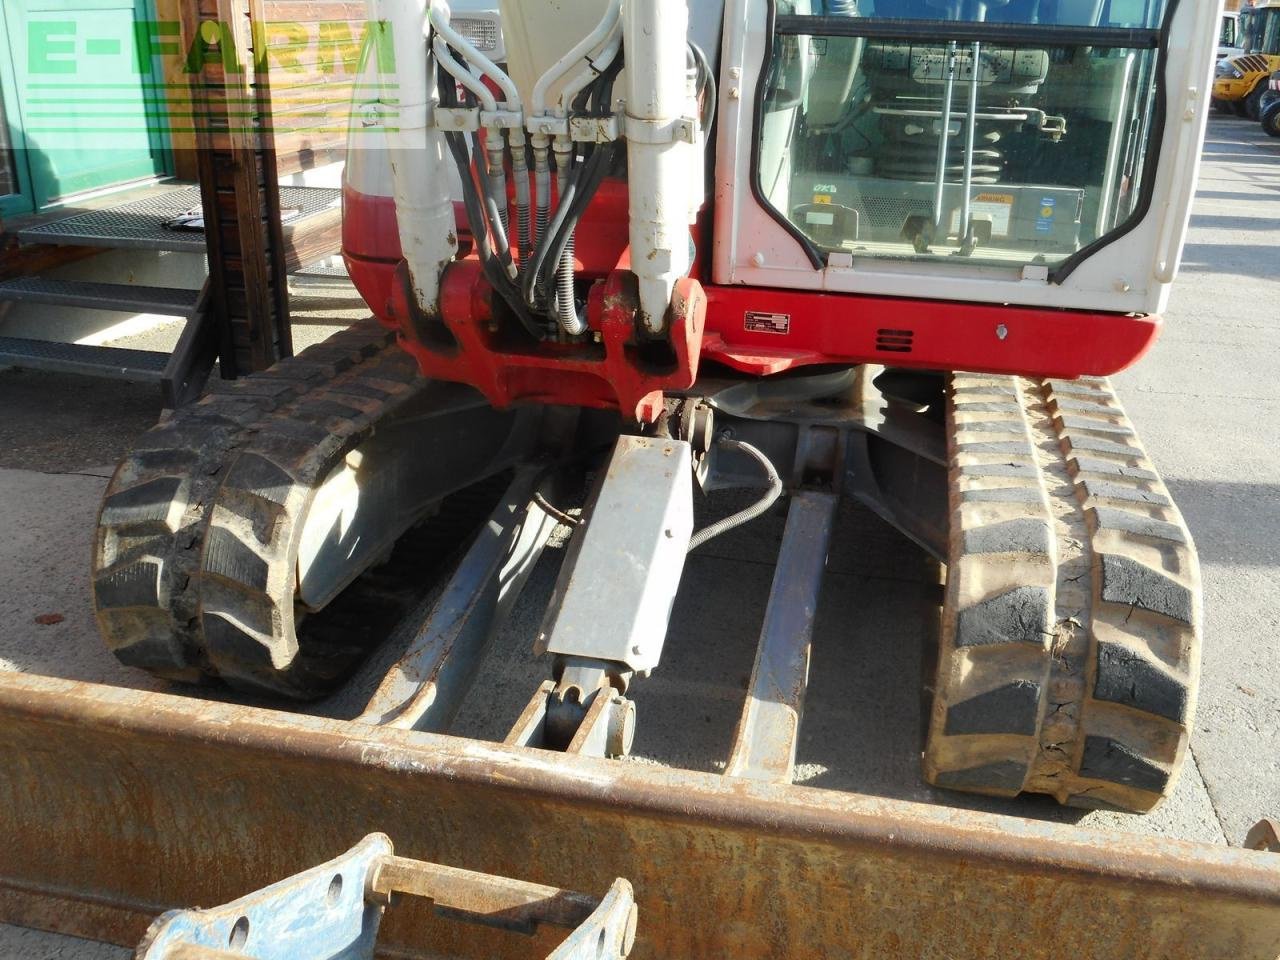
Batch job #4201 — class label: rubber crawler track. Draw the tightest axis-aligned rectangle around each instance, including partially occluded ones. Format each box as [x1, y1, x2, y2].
[924, 374, 1201, 814]
[195, 345, 512, 698]
[93, 321, 396, 682]
[94, 321, 510, 698]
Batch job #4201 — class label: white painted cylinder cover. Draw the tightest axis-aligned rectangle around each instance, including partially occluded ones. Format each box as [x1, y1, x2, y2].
[623, 0, 696, 333]
[366, 0, 458, 317]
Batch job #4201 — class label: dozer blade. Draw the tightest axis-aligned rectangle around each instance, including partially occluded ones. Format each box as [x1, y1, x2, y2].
[0, 671, 1278, 960]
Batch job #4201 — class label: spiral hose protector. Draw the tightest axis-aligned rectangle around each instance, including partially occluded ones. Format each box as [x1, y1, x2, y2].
[555, 232, 585, 335]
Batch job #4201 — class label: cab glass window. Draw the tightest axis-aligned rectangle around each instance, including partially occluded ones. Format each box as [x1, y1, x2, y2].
[760, 1, 1172, 273]
[776, 0, 1168, 29]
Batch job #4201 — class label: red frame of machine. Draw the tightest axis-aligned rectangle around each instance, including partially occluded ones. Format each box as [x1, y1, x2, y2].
[343, 180, 1159, 419]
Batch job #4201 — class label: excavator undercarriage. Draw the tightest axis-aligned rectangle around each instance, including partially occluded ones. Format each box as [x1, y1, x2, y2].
[90, 318, 1198, 815]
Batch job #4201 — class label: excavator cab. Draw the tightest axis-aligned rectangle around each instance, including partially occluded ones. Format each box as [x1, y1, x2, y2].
[719, 0, 1211, 316]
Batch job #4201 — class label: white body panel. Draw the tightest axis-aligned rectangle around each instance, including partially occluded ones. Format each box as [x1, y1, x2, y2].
[712, 0, 1221, 315]
[500, 0, 614, 110]
[365, 0, 457, 316]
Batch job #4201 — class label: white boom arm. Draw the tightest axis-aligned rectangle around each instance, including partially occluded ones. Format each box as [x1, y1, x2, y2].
[365, 0, 458, 321]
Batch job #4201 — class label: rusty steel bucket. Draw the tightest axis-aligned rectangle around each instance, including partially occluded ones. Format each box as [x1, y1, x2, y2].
[0, 671, 1278, 960]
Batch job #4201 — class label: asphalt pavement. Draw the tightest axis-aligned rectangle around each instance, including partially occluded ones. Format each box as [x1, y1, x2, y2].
[0, 114, 1275, 956]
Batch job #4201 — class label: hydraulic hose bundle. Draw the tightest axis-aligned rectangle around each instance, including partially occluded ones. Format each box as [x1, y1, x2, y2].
[429, 0, 623, 339]
[426, 0, 714, 342]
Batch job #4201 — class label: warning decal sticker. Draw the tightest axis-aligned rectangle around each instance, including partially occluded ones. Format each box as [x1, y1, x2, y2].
[951, 193, 1014, 238]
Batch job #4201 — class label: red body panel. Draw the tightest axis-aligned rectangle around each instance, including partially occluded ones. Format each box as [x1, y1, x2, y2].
[384, 258, 705, 421]
[343, 183, 1160, 417]
[700, 286, 1159, 378]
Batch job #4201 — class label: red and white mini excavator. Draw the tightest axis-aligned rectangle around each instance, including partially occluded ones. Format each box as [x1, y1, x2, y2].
[95, 0, 1217, 817]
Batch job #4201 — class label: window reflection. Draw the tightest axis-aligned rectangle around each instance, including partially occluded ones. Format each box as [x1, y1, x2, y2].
[759, 13, 1163, 269]
[777, 0, 1168, 29]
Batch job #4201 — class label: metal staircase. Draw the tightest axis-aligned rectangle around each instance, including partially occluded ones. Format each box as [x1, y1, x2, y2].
[0, 184, 344, 406]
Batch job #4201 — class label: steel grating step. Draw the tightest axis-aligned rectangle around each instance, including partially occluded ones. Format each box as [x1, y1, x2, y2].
[291, 264, 354, 288]
[0, 336, 169, 381]
[0, 278, 200, 315]
[293, 261, 350, 280]
[15, 185, 342, 253]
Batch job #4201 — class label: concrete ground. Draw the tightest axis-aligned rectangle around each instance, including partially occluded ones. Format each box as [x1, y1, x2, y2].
[0, 114, 1276, 956]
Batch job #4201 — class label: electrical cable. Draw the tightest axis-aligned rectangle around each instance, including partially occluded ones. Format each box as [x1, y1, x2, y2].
[688, 40, 717, 136]
[687, 436, 783, 553]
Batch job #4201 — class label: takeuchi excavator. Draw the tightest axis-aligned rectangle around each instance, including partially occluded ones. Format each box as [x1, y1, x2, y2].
[32, 0, 1280, 955]
[95, 0, 1213, 827]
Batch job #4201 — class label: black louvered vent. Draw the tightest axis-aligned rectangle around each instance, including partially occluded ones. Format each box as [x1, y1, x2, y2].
[875, 328, 914, 353]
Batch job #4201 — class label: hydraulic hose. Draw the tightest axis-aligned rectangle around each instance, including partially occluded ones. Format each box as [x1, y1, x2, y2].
[429, 1, 524, 270]
[556, 233, 582, 334]
[531, 0, 622, 115]
[552, 144, 586, 335]
[439, 68, 543, 339]
[511, 129, 532, 264]
[484, 152, 513, 244]
[533, 139, 552, 264]
[446, 129, 544, 338]
[485, 133, 512, 234]
[559, 27, 623, 116]
[428, 0, 520, 108]
[525, 59, 624, 315]
[523, 145, 589, 311]
[689, 41, 717, 136]
[470, 133, 518, 282]
[432, 36, 497, 111]
[687, 437, 783, 553]
[524, 141, 615, 314]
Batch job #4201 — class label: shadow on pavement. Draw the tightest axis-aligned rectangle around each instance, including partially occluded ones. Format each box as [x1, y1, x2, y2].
[1179, 242, 1277, 274]
[1169, 478, 1280, 567]
[1189, 213, 1280, 231]
[1194, 189, 1280, 202]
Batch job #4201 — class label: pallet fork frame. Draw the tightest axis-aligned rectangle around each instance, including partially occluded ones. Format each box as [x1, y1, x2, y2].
[137, 834, 637, 960]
